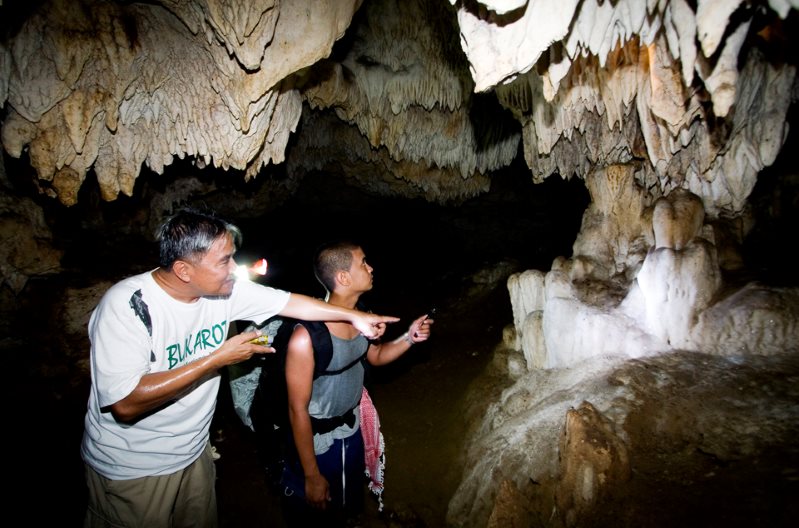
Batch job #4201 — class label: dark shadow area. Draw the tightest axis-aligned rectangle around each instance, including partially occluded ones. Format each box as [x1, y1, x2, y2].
[741, 102, 799, 287]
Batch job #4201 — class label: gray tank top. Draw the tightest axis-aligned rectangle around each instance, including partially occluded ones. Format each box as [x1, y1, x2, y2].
[308, 332, 368, 454]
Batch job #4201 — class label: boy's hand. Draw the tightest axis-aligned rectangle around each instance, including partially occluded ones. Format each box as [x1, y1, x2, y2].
[353, 313, 399, 339]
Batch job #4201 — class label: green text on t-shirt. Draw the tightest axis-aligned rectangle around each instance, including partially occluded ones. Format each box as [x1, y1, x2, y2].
[166, 320, 228, 369]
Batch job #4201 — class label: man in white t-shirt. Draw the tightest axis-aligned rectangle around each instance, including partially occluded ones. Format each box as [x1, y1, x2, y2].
[81, 207, 398, 528]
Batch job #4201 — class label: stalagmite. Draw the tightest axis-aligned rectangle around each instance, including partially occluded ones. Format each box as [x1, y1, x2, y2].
[1, 1, 797, 526]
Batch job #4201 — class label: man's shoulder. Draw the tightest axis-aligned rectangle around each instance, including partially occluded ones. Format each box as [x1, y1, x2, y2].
[230, 278, 291, 305]
[102, 271, 154, 300]
[90, 271, 157, 330]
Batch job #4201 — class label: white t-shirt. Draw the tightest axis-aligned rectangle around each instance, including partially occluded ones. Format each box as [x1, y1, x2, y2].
[81, 271, 290, 479]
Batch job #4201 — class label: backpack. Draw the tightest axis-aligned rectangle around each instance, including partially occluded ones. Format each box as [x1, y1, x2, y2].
[243, 316, 370, 482]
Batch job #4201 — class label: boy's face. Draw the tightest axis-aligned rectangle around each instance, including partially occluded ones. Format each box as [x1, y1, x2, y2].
[347, 247, 374, 293]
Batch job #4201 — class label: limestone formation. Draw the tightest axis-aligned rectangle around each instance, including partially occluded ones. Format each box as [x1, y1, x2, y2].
[0, 0, 360, 205]
[506, 181, 796, 368]
[449, 351, 799, 527]
[295, 0, 519, 202]
[0, 192, 63, 294]
[482, 178, 798, 526]
[471, 1, 797, 219]
[1, 1, 798, 525]
[1, 0, 796, 216]
[485, 479, 530, 528]
[554, 401, 631, 526]
[651, 188, 705, 250]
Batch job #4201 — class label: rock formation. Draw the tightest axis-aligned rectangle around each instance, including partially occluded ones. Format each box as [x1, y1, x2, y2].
[1, 0, 360, 204]
[4, 0, 791, 214]
[1, 0, 798, 526]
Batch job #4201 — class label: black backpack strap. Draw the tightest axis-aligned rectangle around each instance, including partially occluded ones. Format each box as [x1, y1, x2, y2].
[310, 405, 357, 435]
[318, 351, 368, 377]
[270, 317, 299, 357]
[297, 321, 335, 380]
[297, 320, 368, 379]
[262, 319, 336, 379]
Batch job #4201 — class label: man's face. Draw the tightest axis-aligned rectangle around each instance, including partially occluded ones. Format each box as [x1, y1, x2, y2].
[187, 233, 238, 297]
[348, 247, 374, 293]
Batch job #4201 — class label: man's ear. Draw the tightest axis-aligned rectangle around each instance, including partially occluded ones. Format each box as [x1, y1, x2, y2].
[335, 269, 351, 288]
[172, 260, 193, 284]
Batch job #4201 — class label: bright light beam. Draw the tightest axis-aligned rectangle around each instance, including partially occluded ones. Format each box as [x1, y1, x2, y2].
[251, 258, 268, 276]
[234, 258, 268, 282]
[234, 264, 251, 281]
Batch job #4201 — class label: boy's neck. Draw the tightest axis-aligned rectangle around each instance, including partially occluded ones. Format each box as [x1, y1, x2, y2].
[327, 291, 360, 310]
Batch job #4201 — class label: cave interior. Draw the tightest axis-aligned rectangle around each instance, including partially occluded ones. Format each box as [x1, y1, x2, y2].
[1, 1, 799, 527]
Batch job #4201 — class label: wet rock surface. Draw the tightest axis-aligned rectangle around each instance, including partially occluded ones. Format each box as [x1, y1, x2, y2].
[452, 347, 799, 528]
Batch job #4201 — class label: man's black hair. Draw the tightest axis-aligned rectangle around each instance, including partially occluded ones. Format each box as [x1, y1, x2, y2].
[155, 207, 242, 269]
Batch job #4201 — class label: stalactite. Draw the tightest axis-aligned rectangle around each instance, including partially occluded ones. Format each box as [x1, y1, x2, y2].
[0, 0, 359, 205]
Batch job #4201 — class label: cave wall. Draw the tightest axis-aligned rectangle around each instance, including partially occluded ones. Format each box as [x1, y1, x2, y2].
[2, 2, 799, 526]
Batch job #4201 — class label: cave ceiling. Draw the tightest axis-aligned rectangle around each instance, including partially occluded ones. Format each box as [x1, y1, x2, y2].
[0, 0, 796, 216]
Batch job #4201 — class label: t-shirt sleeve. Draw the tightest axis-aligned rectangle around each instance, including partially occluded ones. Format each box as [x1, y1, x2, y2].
[229, 280, 291, 324]
[89, 284, 153, 408]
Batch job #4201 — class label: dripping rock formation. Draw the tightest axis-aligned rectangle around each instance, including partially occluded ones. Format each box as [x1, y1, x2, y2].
[1, 1, 798, 526]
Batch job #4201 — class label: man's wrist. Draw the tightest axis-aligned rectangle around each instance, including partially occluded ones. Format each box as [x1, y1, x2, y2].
[404, 332, 414, 345]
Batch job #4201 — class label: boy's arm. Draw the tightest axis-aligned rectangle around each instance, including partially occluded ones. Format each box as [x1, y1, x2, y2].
[285, 325, 330, 509]
[367, 314, 433, 366]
